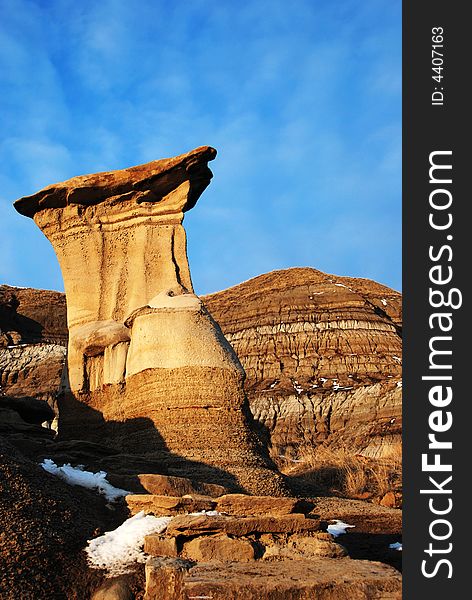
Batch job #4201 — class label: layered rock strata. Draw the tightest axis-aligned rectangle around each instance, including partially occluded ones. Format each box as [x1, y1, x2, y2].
[0, 284, 67, 346]
[139, 493, 401, 599]
[203, 268, 402, 459]
[14, 146, 286, 495]
[0, 285, 66, 415]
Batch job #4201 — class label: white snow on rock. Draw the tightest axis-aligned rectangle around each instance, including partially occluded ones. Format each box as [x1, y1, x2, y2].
[381, 299, 388, 306]
[327, 520, 355, 537]
[86, 511, 172, 576]
[189, 510, 221, 517]
[86, 510, 220, 576]
[389, 542, 402, 551]
[41, 459, 131, 502]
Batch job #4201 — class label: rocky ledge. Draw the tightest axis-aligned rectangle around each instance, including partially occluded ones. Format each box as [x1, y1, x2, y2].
[144, 557, 401, 600]
[132, 489, 402, 599]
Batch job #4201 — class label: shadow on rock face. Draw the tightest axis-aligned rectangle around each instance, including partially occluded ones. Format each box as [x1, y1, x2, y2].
[0, 310, 44, 344]
[3, 387, 290, 497]
[0, 287, 47, 344]
[44, 392, 250, 494]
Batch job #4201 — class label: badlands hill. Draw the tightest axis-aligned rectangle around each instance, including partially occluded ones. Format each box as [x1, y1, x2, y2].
[1, 267, 401, 462]
[204, 267, 402, 462]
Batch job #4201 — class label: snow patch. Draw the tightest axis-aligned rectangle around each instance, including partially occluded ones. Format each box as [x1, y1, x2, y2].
[327, 520, 355, 537]
[86, 511, 172, 576]
[381, 299, 388, 306]
[389, 542, 402, 551]
[41, 459, 130, 502]
[189, 510, 221, 517]
[87, 510, 221, 576]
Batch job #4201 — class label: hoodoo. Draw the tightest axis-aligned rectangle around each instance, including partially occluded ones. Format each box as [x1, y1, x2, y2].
[14, 146, 287, 495]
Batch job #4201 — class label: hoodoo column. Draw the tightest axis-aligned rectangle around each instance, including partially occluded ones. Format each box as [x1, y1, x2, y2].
[14, 146, 287, 495]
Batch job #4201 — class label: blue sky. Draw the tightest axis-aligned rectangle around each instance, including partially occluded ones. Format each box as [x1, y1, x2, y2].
[0, 0, 401, 295]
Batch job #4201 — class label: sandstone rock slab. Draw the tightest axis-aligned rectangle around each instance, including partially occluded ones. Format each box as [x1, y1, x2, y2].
[262, 532, 347, 560]
[138, 473, 227, 498]
[182, 534, 255, 562]
[144, 557, 402, 600]
[166, 513, 320, 538]
[91, 576, 133, 600]
[144, 535, 178, 558]
[144, 557, 193, 600]
[126, 494, 216, 516]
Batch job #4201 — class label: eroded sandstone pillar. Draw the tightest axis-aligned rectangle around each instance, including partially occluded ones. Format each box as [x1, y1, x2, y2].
[14, 146, 287, 495]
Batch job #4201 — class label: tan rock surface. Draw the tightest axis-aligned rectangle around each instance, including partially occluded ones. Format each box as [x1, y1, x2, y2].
[379, 491, 397, 508]
[144, 535, 178, 558]
[14, 147, 216, 335]
[166, 513, 320, 537]
[144, 557, 191, 600]
[262, 532, 347, 560]
[311, 496, 402, 535]
[144, 557, 402, 600]
[91, 577, 134, 600]
[203, 267, 402, 458]
[14, 147, 287, 496]
[182, 533, 256, 562]
[138, 474, 227, 498]
[126, 493, 216, 516]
